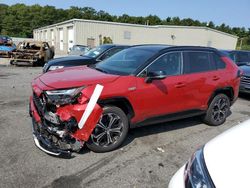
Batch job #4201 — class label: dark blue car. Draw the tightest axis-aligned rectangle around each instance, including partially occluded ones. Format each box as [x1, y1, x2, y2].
[43, 44, 129, 73]
[222, 50, 250, 94]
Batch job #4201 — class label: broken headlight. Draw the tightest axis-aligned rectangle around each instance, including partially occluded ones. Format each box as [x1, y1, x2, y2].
[45, 86, 85, 105]
[184, 147, 215, 188]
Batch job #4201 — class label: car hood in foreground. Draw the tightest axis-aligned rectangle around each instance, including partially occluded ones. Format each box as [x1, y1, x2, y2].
[203, 119, 250, 187]
[239, 65, 250, 76]
[39, 66, 119, 89]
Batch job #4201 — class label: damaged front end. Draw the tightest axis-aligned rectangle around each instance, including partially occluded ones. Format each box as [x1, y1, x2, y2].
[30, 84, 103, 157]
[11, 50, 40, 65]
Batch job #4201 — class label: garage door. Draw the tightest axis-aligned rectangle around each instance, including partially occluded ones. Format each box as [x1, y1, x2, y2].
[51, 30, 55, 46]
[59, 28, 63, 51]
[68, 27, 74, 52]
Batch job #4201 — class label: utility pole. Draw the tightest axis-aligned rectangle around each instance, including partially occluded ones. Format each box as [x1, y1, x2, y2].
[239, 38, 243, 50]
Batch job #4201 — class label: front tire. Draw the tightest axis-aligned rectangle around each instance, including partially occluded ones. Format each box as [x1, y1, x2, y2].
[86, 106, 129, 153]
[203, 94, 230, 126]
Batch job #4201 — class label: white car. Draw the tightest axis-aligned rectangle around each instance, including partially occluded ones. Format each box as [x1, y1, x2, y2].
[169, 119, 250, 188]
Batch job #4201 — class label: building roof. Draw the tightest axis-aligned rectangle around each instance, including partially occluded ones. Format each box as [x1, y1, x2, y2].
[34, 18, 238, 39]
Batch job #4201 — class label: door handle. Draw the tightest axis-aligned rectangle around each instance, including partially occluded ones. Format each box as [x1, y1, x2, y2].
[175, 82, 186, 88]
[212, 76, 220, 81]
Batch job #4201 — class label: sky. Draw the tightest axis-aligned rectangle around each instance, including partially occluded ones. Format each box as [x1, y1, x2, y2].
[2, 0, 250, 28]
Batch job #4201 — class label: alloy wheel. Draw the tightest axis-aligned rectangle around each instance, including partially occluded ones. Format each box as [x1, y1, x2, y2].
[212, 98, 229, 123]
[91, 113, 124, 147]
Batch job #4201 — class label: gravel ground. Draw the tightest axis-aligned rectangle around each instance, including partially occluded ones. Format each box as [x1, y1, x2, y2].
[0, 65, 249, 188]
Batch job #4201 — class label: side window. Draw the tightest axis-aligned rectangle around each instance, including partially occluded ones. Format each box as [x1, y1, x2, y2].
[212, 53, 226, 69]
[236, 52, 249, 62]
[99, 48, 123, 61]
[183, 51, 216, 74]
[147, 52, 182, 76]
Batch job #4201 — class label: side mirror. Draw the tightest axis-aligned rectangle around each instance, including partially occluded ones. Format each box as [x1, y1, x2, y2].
[145, 71, 166, 83]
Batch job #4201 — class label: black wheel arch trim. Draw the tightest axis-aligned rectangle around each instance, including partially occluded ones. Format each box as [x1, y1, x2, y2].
[98, 97, 135, 120]
[208, 86, 234, 106]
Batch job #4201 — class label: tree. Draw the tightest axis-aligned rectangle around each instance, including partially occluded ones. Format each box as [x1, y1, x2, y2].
[145, 14, 162, 25]
[0, 4, 9, 34]
[208, 21, 215, 28]
[171, 17, 181, 25]
[103, 36, 113, 44]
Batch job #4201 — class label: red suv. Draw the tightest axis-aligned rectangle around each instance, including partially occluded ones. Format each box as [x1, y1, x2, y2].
[29, 45, 240, 156]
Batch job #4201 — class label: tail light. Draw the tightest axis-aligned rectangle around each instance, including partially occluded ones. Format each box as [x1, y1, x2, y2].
[237, 69, 243, 78]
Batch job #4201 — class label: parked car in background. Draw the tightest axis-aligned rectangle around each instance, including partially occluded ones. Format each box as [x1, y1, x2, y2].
[11, 41, 54, 66]
[168, 119, 250, 188]
[30, 45, 240, 156]
[222, 50, 250, 94]
[0, 35, 12, 44]
[0, 42, 16, 58]
[43, 44, 129, 72]
[68, 44, 90, 56]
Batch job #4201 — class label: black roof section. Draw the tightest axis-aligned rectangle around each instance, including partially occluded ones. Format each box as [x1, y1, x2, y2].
[129, 44, 219, 52]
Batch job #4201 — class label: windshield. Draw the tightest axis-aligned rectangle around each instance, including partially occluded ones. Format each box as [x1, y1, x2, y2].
[84, 45, 110, 58]
[72, 46, 87, 51]
[95, 48, 156, 75]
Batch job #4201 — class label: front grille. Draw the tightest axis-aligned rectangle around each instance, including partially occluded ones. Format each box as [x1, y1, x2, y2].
[33, 93, 44, 116]
[241, 75, 250, 85]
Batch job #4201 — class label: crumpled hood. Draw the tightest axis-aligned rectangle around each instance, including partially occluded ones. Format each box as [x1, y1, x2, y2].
[239, 65, 250, 76]
[203, 119, 250, 187]
[39, 66, 119, 89]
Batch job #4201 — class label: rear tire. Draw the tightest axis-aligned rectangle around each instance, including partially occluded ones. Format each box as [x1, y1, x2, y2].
[86, 106, 129, 153]
[203, 94, 230, 126]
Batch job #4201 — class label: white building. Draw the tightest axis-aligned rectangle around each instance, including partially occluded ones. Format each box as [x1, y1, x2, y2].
[33, 19, 238, 55]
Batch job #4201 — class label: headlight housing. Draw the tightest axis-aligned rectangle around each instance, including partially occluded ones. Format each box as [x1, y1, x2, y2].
[184, 147, 215, 188]
[43, 63, 48, 73]
[45, 86, 85, 105]
[48, 65, 64, 71]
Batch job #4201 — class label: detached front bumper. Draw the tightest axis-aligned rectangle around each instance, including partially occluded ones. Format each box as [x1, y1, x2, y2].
[30, 97, 72, 156]
[32, 119, 71, 157]
[29, 94, 103, 157]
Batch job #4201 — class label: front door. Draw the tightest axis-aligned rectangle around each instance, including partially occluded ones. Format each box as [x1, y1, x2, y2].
[133, 51, 187, 121]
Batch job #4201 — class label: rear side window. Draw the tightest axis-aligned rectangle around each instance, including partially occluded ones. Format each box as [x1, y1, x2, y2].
[183, 51, 216, 74]
[212, 53, 226, 69]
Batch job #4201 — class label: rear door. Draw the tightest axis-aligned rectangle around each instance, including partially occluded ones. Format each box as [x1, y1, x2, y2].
[180, 50, 220, 110]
